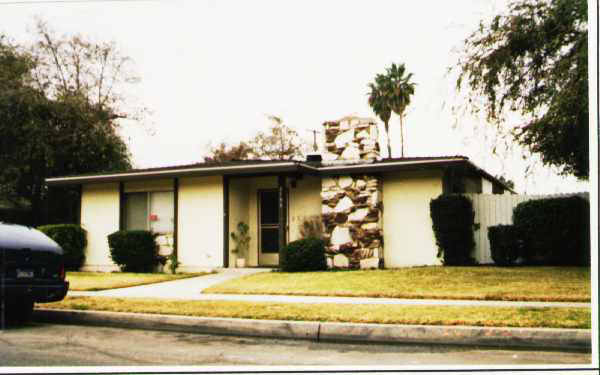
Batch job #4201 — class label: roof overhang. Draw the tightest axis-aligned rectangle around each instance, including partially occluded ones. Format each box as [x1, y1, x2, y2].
[45, 157, 514, 193]
[45, 162, 299, 186]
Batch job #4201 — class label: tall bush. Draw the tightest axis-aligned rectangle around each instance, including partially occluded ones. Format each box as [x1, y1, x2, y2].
[429, 195, 476, 265]
[513, 196, 590, 266]
[488, 224, 520, 266]
[38, 224, 87, 270]
[281, 237, 327, 272]
[107, 230, 160, 272]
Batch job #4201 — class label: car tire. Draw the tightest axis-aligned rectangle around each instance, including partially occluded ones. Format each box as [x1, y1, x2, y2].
[4, 299, 34, 325]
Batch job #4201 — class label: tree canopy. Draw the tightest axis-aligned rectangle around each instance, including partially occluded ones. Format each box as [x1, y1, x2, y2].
[204, 115, 306, 162]
[454, 0, 588, 179]
[0, 22, 138, 225]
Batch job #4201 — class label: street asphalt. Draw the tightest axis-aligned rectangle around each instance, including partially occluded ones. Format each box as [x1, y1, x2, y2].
[34, 269, 592, 351]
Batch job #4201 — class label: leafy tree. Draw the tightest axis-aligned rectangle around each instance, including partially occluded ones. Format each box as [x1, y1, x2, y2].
[0, 24, 136, 225]
[28, 19, 146, 123]
[204, 141, 255, 163]
[368, 63, 416, 158]
[204, 115, 306, 162]
[250, 115, 305, 160]
[454, 0, 588, 179]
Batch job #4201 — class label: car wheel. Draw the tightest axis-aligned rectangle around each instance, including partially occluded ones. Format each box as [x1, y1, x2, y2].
[4, 299, 34, 325]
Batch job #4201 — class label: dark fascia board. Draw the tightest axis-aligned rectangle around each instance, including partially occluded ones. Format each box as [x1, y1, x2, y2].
[463, 160, 517, 194]
[314, 158, 466, 175]
[45, 157, 513, 192]
[45, 162, 300, 186]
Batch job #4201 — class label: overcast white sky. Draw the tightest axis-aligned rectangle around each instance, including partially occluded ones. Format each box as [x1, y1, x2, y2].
[0, 0, 594, 194]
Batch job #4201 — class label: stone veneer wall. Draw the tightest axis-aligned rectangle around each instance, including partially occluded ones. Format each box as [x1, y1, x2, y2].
[320, 116, 383, 269]
[322, 116, 380, 162]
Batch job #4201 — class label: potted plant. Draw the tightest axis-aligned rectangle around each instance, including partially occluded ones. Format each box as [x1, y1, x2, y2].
[230, 222, 250, 268]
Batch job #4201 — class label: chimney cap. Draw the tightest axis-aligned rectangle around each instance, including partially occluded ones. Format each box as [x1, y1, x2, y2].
[306, 153, 322, 163]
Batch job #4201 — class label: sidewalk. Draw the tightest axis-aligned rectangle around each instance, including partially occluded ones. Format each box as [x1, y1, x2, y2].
[38, 270, 592, 351]
[67, 271, 591, 309]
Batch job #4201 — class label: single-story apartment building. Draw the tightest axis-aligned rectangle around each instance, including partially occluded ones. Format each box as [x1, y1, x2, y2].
[45, 116, 512, 272]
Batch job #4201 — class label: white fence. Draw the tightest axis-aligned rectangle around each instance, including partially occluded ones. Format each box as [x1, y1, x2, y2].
[465, 193, 588, 264]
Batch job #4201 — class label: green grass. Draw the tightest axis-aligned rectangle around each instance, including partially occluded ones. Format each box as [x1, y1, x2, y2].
[203, 266, 590, 302]
[67, 271, 211, 291]
[41, 296, 591, 329]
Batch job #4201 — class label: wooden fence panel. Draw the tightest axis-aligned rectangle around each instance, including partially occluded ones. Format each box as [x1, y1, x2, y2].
[465, 193, 558, 264]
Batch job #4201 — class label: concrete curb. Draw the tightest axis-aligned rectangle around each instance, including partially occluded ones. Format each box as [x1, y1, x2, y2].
[32, 308, 591, 351]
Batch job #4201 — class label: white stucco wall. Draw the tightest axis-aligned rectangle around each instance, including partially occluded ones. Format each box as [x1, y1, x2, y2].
[288, 175, 322, 242]
[80, 183, 120, 272]
[382, 170, 444, 268]
[124, 179, 173, 193]
[177, 176, 224, 271]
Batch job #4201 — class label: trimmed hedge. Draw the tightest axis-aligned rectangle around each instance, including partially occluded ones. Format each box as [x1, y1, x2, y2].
[281, 237, 327, 272]
[107, 230, 161, 273]
[513, 196, 590, 266]
[430, 195, 476, 266]
[38, 224, 87, 270]
[488, 225, 520, 266]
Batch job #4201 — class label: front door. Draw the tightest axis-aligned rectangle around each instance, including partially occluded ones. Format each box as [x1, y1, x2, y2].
[258, 190, 285, 266]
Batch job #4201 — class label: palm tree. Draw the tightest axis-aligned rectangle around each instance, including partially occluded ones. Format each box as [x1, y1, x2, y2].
[385, 63, 415, 157]
[367, 74, 392, 158]
[367, 63, 416, 158]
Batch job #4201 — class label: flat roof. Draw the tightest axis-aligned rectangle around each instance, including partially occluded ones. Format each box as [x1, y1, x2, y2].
[45, 156, 514, 192]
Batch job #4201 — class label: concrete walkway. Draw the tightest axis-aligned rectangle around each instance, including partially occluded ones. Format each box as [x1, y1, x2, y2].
[67, 269, 590, 309]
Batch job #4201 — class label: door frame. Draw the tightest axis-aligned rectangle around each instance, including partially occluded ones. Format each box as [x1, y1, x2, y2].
[257, 188, 288, 266]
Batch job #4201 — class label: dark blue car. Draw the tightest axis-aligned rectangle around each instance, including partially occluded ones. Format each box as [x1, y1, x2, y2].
[1, 222, 69, 324]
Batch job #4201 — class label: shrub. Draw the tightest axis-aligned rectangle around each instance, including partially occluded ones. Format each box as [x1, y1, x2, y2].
[429, 194, 476, 266]
[281, 237, 327, 272]
[107, 230, 160, 272]
[513, 196, 590, 266]
[488, 225, 521, 266]
[299, 216, 324, 240]
[38, 224, 87, 270]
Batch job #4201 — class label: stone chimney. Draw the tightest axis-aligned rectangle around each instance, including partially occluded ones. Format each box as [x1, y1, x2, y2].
[320, 115, 383, 270]
[322, 115, 380, 163]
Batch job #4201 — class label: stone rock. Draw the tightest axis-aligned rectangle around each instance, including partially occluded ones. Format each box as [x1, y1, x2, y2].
[322, 152, 339, 161]
[338, 176, 353, 189]
[360, 257, 380, 269]
[348, 208, 369, 222]
[334, 196, 354, 213]
[361, 222, 379, 231]
[331, 226, 352, 246]
[355, 130, 369, 140]
[333, 254, 349, 268]
[368, 190, 380, 206]
[322, 177, 337, 190]
[322, 204, 334, 215]
[334, 212, 348, 224]
[355, 179, 367, 190]
[335, 129, 354, 148]
[320, 191, 337, 201]
[326, 257, 333, 269]
[340, 145, 360, 160]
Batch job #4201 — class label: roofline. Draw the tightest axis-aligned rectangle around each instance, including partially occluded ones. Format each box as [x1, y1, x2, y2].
[45, 162, 299, 186]
[45, 157, 515, 193]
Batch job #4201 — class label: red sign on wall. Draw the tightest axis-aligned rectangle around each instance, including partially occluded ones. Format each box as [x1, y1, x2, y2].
[149, 214, 158, 221]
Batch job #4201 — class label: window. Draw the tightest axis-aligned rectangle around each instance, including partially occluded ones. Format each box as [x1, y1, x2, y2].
[124, 191, 174, 234]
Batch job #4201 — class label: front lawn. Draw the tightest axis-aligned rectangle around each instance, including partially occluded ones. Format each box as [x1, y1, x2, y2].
[41, 296, 591, 329]
[67, 272, 211, 291]
[203, 266, 590, 302]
